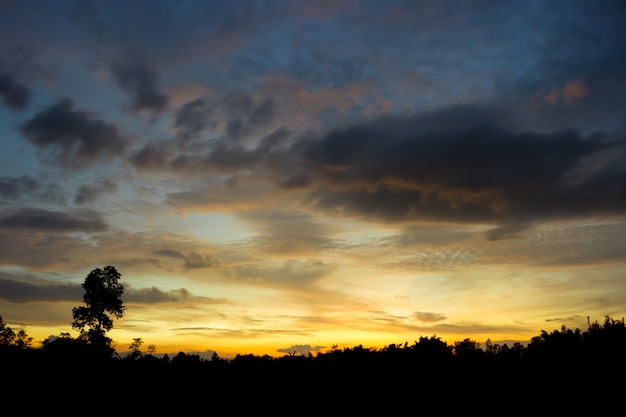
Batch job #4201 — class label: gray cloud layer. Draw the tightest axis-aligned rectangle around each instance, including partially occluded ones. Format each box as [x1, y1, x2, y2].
[0, 274, 218, 305]
[140, 102, 626, 230]
[0, 208, 108, 232]
[0, 276, 82, 303]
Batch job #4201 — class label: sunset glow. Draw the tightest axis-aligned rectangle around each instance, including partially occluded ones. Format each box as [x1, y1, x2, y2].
[1, 0, 625, 359]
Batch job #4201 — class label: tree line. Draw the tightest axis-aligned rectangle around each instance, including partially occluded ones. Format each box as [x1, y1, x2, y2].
[1, 265, 625, 411]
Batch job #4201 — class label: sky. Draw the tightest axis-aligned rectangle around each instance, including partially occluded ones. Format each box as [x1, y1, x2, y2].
[1, 0, 626, 359]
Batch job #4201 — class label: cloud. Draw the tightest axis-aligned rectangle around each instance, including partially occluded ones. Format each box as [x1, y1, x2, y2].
[222, 90, 255, 114]
[545, 315, 583, 323]
[110, 57, 168, 113]
[0, 208, 108, 232]
[124, 285, 225, 304]
[74, 180, 118, 205]
[0, 232, 99, 270]
[138, 100, 626, 233]
[0, 73, 31, 110]
[383, 248, 477, 272]
[172, 326, 310, 338]
[562, 79, 588, 105]
[236, 210, 336, 256]
[532, 79, 589, 107]
[174, 98, 213, 139]
[277, 344, 325, 355]
[249, 98, 274, 125]
[523, 222, 626, 266]
[414, 312, 447, 323]
[133, 97, 626, 235]
[172, 91, 274, 141]
[280, 173, 311, 190]
[391, 224, 476, 247]
[484, 222, 531, 241]
[295, 106, 626, 226]
[152, 249, 221, 270]
[129, 141, 172, 171]
[133, 93, 283, 172]
[0, 275, 82, 303]
[232, 258, 336, 288]
[0, 273, 224, 306]
[20, 98, 127, 169]
[0, 176, 39, 200]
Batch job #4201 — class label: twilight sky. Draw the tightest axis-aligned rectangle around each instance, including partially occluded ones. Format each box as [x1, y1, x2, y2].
[1, 0, 626, 358]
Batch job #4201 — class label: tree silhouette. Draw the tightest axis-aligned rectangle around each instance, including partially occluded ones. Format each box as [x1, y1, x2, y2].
[71, 265, 126, 355]
[126, 337, 144, 360]
[0, 315, 32, 349]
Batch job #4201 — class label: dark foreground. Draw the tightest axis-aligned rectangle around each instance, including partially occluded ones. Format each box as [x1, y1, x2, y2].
[3, 328, 625, 414]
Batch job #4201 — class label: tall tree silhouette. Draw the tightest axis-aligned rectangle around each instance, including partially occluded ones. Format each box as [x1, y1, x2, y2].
[72, 266, 125, 355]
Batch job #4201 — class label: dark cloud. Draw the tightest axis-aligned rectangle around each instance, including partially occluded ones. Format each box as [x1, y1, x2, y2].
[124, 285, 225, 304]
[0, 275, 82, 303]
[139, 100, 626, 233]
[226, 118, 243, 140]
[173, 92, 273, 143]
[295, 106, 626, 226]
[20, 98, 127, 169]
[221, 90, 254, 114]
[153, 249, 185, 259]
[204, 143, 263, 172]
[134, 94, 280, 173]
[74, 180, 118, 205]
[174, 98, 213, 139]
[110, 57, 168, 113]
[0, 208, 108, 232]
[0, 73, 31, 110]
[249, 98, 274, 125]
[129, 141, 172, 171]
[0, 274, 223, 305]
[280, 174, 310, 190]
[0, 176, 39, 200]
[258, 127, 291, 150]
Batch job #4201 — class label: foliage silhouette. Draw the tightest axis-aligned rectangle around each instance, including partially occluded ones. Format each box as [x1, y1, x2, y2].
[0, 315, 32, 349]
[71, 265, 125, 356]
